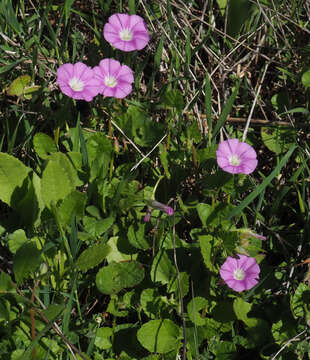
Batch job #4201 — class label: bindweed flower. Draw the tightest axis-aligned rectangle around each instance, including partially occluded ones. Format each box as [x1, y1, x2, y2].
[220, 254, 260, 292]
[93, 59, 134, 99]
[148, 200, 174, 216]
[243, 230, 266, 241]
[56, 62, 101, 101]
[216, 139, 258, 174]
[103, 13, 150, 52]
[143, 209, 151, 223]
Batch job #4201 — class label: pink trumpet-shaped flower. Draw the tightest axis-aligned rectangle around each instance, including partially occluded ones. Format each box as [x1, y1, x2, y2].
[104, 13, 150, 52]
[143, 209, 151, 223]
[56, 62, 101, 101]
[93, 58, 134, 99]
[148, 200, 174, 216]
[144, 200, 174, 222]
[216, 139, 258, 174]
[220, 254, 260, 292]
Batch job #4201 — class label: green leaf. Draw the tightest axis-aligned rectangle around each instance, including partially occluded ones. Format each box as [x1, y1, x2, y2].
[271, 319, 298, 345]
[290, 282, 310, 319]
[128, 224, 150, 250]
[117, 105, 165, 147]
[216, 0, 227, 15]
[159, 143, 171, 179]
[41, 152, 80, 208]
[8, 229, 28, 254]
[150, 249, 176, 285]
[42, 304, 65, 321]
[197, 202, 234, 229]
[0, 272, 15, 294]
[167, 272, 189, 298]
[95, 327, 113, 350]
[33, 133, 57, 159]
[160, 89, 184, 111]
[187, 296, 209, 326]
[196, 144, 217, 163]
[227, 0, 254, 37]
[96, 261, 144, 295]
[233, 298, 257, 327]
[137, 319, 181, 354]
[212, 341, 236, 359]
[0, 299, 10, 322]
[64, 0, 75, 24]
[86, 133, 112, 181]
[140, 288, 169, 318]
[7, 75, 31, 96]
[13, 242, 41, 284]
[261, 127, 295, 155]
[83, 216, 114, 237]
[199, 235, 216, 271]
[76, 243, 111, 272]
[0, 0, 23, 34]
[58, 190, 86, 226]
[106, 236, 137, 263]
[14, 172, 43, 227]
[302, 68, 310, 88]
[0, 152, 31, 207]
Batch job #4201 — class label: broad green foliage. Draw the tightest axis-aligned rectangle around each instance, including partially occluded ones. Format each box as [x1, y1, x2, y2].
[0, 153, 31, 206]
[301, 68, 310, 88]
[75, 243, 111, 271]
[33, 133, 58, 159]
[0, 0, 309, 358]
[95, 327, 113, 350]
[96, 261, 145, 294]
[261, 127, 296, 155]
[13, 241, 41, 284]
[291, 283, 310, 320]
[41, 152, 82, 208]
[150, 249, 176, 285]
[137, 319, 181, 353]
[117, 105, 165, 147]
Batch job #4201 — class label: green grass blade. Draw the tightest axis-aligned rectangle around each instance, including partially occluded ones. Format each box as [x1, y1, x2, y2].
[64, 0, 75, 25]
[205, 74, 212, 143]
[129, 0, 135, 14]
[227, 144, 297, 220]
[212, 81, 240, 142]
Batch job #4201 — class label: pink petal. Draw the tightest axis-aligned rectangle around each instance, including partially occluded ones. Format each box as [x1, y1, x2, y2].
[244, 277, 258, 290]
[240, 159, 258, 174]
[129, 14, 144, 28]
[133, 36, 149, 50]
[221, 164, 242, 174]
[73, 62, 88, 78]
[221, 256, 238, 271]
[103, 23, 119, 42]
[216, 155, 230, 168]
[217, 141, 233, 157]
[225, 139, 240, 153]
[59, 84, 74, 98]
[118, 67, 134, 83]
[226, 279, 245, 292]
[114, 83, 132, 98]
[57, 63, 74, 82]
[116, 40, 137, 52]
[107, 59, 122, 76]
[238, 142, 257, 159]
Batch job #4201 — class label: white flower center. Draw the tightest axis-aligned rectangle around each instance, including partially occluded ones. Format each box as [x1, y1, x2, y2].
[119, 28, 133, 41]
[229, 154, 241, 166]
[233, 268, 246, 281]
[104, 76, 117, 88]
[69, 77, 84, 92]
